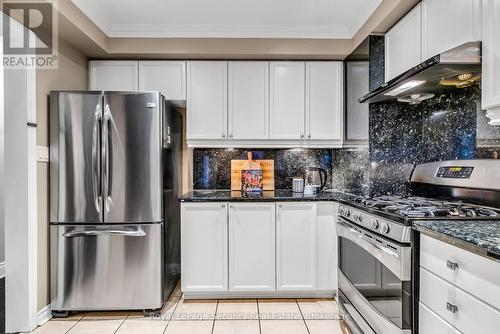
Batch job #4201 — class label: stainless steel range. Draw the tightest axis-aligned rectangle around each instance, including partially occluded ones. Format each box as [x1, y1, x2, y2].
[336, 160, 500, 334]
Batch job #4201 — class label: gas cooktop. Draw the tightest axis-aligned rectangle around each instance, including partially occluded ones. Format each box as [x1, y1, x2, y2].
[346, 195, 500, 219]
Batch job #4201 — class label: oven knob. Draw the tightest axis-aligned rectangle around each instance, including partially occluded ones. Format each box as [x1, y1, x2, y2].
[345, 209, 351, 217]
[380, 222, 390, 234]
[339, 207, 345, 216]
[370, 219, 379, 229]
[353, 212, 360, 221]
[358, 214, 364, 223]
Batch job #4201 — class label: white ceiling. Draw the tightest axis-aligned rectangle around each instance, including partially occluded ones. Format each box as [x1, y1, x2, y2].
[71, 0, 382, 39]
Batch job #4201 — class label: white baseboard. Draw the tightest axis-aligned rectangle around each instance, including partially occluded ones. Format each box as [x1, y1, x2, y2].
[37, 304, 52, 326]
[0, 262, 5, 278]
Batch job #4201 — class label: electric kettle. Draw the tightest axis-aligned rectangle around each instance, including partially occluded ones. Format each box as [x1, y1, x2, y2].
[304, 166, 328, 193]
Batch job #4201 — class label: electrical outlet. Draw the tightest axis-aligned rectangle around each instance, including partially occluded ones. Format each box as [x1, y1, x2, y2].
[37, 145, 49, 163]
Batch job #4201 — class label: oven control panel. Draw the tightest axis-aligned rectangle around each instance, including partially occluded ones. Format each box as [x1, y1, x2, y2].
[338, 204, 412, 243]
[436, 166, 474, 179]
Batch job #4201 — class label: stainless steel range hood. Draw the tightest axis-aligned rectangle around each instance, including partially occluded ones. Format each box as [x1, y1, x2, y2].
[358, 42, 481, 103]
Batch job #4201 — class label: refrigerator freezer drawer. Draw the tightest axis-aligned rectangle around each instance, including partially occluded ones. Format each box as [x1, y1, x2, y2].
[51, 224, 163, 311]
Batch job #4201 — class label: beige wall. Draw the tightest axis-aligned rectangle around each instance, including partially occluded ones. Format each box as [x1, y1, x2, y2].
[36, 41, 88, 310]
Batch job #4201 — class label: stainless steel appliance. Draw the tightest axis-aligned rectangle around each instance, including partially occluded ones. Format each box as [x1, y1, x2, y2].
[336, 159, 500, 334]
[304, 166, 327, 193]
[359, 42, 481, 103]
[49, 91, 182, 316]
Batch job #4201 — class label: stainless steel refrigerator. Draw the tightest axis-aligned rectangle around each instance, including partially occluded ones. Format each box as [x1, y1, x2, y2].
[49, 91, 180, 316]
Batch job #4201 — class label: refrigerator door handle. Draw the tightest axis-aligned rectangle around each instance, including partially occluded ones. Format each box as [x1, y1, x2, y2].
[62, 228, 146, 238]
[102, 104, 111, 213]
[92, 104, 102, 213]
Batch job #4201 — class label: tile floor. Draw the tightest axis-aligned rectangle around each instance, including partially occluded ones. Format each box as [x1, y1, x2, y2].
[28, 284, 345, 334]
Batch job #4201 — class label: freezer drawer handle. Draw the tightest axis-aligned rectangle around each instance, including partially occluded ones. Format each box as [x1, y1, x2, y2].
[63, 228, 146, 238]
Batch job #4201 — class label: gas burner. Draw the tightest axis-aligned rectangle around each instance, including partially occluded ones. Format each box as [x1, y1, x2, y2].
[351, 194, 500, 219]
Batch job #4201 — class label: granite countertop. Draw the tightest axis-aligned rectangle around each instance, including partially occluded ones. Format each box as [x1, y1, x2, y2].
[178, 189, 357, 202]
[413, 220, 500, 260]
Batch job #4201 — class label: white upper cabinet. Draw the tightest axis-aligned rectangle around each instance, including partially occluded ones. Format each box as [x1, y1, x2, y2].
[305, 62, 343, 141]
[482, 0, 500, 112]
[181, 203, 228, 292]
[89, 61, 138, 91]
[421, 0, 481, 59]
[228, 61, 269, 140]
[270, 62, 306, 140]
[346, 62, 369, 142]
[276, 203, 317, 291]
[187, 61, 228, 140]
[228, 203, 275, 291]
[385, 4, 422, 81]
[138, 61, 186, 100]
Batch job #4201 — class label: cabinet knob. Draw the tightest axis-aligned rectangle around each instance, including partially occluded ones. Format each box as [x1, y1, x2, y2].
[446, 260, 458, 270]
[446, 302, 458, 314]
[307, 134, 311, 138]
[300, 134, 305, 139]
[222, 134, 226, 138]
[229, 134, 233, 138]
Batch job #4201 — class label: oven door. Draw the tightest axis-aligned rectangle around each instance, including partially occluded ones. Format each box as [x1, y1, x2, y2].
[336, 217, 413, 334]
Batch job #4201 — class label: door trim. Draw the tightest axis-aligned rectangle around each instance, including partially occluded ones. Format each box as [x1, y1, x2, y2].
[3, 20, 39, 332]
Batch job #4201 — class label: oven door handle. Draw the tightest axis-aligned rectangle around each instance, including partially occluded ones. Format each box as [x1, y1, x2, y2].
[336, 217, 411, 281]
[359, 234, 398, 257]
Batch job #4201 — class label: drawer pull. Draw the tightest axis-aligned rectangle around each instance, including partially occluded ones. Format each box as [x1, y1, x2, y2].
[446, 260, 458, 270]
[446, 302, 458, 314]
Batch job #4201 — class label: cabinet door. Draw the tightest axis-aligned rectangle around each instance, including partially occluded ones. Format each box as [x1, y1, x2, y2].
[482, 0, 500, 111]
[89, 61, 138, 91]
[228, 203, 275, 291]
[316, 202, 338, 291]
[421, 0, 481, 59]
[181, 203, 228, 292]
[305, 62, 343, 141]
[270, 62, 305, 140]
[346, 62, 369, 141]
[228, 61, 269, 140]
[385, 4, 422, 81]
[187, 61, 228, 140]
[276, 202, 317, 290]
[139, 61, 186, 100]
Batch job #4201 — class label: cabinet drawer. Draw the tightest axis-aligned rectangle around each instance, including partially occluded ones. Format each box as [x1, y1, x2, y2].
[420, 234, 500, 309]
[420, 267, 500, 334]
[419, 302, 461, 334]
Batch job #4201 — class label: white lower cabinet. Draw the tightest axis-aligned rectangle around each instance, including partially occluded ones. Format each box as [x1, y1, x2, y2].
[419, 302, 461, 334]
[420, 267, 500, 334]
[419, 235, 500, 333]
[181, 203, 228, 292]
[228, 203, 275, 291]
[316, 202, 338, 291]
[276, 202, 317, 291]
[181, 201, 336, 297]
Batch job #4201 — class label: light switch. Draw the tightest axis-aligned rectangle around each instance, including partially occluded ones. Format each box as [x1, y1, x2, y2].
[37, 145, 49, 162]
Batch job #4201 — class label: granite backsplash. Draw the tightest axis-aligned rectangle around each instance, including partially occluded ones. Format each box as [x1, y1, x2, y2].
[193, 148, 333, 190]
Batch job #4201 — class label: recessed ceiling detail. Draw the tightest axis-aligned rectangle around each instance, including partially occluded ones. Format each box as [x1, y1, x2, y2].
[71, 0, 382, 39]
